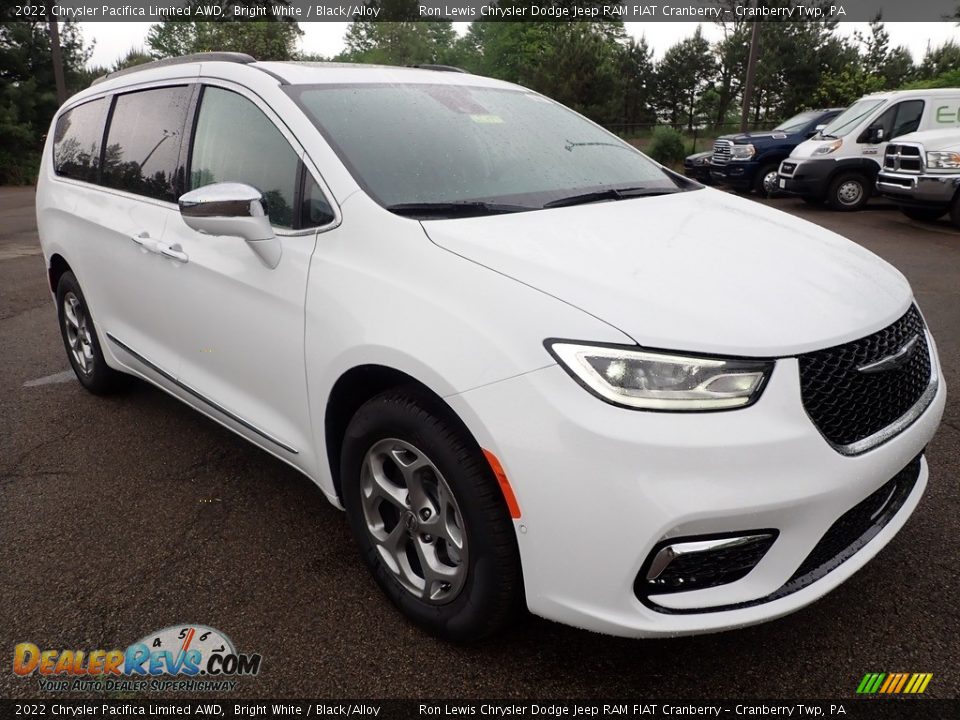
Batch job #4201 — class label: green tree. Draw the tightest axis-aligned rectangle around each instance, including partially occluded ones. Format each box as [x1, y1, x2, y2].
[112, 47, 154, 72]
[656, 26, 715, 129]
[0, 21, 92, 184]
[917, 40, 960, 79]
[147, 2, 302, 60]
[339, 20, 459, 66]
[618, 36, 657, 126]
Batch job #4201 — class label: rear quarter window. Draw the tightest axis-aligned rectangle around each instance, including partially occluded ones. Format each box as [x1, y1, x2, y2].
[53, 98, 107, 183]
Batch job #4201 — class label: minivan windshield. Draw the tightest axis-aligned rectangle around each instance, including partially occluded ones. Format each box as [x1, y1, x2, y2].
[289, 83, 687, 215]
[818, 98, 886, 138]
[773, 111, 821, 134]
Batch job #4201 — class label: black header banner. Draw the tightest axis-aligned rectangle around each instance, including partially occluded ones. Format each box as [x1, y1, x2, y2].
[2, 1, 960, 23]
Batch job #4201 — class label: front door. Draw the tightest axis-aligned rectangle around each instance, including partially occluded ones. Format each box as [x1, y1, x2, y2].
[160, 84, 325, 469]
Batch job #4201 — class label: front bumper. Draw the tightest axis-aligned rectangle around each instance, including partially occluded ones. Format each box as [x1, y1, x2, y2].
[877, 171, 960, 206]
[447, 341, 945, 637]
[778, 158, 835, 196]
[709, 161, 756, 189]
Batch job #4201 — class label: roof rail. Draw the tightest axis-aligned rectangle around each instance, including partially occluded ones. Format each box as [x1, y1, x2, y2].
[410, 64, 469, 74]
[92, 52, 256, 86]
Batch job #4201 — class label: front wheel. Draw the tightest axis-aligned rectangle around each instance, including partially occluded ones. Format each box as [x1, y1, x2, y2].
[949, 194, 960, 229]
[340, 387, 523, 642]
[900, 206, 946, 223]
[827, 172, 870, 211]
[754, 163, 781, 197]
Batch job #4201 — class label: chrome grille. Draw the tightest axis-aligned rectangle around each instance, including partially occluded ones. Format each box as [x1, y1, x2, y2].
[883, 144, 923, 173]
[712, 139, 732, 165]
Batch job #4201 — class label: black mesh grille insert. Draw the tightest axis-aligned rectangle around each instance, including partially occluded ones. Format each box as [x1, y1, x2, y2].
[798, 306, 931, 448]
[786, 455, 921, 585]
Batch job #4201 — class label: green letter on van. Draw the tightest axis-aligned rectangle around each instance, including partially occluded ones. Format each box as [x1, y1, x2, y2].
[936, 106, 959, 124]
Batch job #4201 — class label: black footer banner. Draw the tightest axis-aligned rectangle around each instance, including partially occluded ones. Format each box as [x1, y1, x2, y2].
[2, 699, 958, 720]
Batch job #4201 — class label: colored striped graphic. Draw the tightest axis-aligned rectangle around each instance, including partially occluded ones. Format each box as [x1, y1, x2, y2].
[857, 672, 933, 694]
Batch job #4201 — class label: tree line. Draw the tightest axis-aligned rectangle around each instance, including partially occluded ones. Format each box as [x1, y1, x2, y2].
[3, 4, 960, 184]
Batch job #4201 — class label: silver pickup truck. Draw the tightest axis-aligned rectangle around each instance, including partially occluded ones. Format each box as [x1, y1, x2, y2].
[877, 128, 960, 226]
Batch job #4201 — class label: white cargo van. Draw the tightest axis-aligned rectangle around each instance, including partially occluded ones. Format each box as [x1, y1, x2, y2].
[778, 88, 960, 210]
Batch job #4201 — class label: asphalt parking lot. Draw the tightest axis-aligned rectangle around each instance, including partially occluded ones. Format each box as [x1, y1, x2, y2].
[1, 186, 957, 700]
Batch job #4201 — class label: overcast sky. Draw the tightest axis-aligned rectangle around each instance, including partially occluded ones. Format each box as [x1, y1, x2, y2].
[82, 21, 959, 69]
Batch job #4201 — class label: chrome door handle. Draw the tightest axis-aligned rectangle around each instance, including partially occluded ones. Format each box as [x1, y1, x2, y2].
[159, 243, 189, 263]
[130, 232, 160, 253]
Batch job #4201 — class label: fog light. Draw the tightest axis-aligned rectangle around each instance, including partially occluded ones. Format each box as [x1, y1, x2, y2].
[635, 531, 777, 598]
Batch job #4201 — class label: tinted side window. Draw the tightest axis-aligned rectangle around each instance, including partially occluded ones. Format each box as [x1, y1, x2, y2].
[872, 100, 925, 141]
[892, 100, 924, 139]
[101, 86, 192, 202]
[53, 99, 106, 182]
[301, 172, 335, 228]
[190, 87, 298, 228]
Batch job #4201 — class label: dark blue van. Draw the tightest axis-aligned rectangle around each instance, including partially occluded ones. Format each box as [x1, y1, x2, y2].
[707, 108, 843, 195]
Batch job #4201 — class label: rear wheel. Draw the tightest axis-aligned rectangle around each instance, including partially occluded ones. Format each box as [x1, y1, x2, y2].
[56, 271, 127, 394]
[827, 172, 870, 211]
[900, 206, 945, 222]
[340, 387, 522, 642]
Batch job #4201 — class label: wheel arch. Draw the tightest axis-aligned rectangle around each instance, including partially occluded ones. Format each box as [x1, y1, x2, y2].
[825, 157, 881, 187]
[324, 364, 479, 504]
[48, 253, 72, 294]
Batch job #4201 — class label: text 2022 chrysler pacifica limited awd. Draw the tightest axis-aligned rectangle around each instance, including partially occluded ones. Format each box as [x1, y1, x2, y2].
[36, 54, 945, 641]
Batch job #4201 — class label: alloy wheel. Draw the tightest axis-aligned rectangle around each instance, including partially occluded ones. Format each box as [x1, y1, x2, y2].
[63, 292, 94, 376]
[359, 438, 468, 604]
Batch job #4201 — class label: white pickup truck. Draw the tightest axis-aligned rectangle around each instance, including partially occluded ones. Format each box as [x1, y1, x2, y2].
[877, 128, 960, 225]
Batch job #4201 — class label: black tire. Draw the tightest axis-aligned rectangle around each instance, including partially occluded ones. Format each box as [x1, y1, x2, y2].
[950, 194, 960, 229]
[800, 195, 824, 206]
[900, 206, 945, 223]
[340, 386, 522, 642]
[56, 271, 127, 394]
[753, 163, 781, 197]
[826, 172, 870, 211]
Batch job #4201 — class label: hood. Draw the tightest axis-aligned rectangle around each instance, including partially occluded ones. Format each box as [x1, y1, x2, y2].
[422, 189, 912, 357]
[890, 128, 960, 152]
[719, 131, 790, 144]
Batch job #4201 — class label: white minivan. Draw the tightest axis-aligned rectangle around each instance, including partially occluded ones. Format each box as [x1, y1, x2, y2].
[37, 54, 945, 641]
[779, 88, 960, 210]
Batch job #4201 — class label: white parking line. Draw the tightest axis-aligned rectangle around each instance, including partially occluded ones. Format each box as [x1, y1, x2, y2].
[23, 370, 75, 387]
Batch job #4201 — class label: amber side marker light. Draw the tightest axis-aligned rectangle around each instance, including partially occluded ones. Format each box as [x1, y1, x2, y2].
[483, 449, 522, 519]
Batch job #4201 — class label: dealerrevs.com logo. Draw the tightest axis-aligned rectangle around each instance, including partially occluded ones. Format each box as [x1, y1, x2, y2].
[13, 624, 262, 693]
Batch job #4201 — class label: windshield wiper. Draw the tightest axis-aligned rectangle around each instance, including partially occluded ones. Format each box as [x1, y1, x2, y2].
[543, 187, 680, 209]
[385, 201, 531, 218]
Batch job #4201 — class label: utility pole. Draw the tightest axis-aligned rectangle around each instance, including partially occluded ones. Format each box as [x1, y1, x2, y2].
[47, 20, 67, 105]
[739, 13, 761, 132]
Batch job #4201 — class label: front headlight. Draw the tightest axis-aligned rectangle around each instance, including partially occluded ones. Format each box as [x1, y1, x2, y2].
[729, 144, 755, 160]
[925, 151, 960, 170]
[547, 341, 774, 411]
[813, 138, 843, 155]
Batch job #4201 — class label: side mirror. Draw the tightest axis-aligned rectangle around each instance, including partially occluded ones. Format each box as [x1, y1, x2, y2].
[808, 124, 826, 138]
[868, 126, 885, 144]
[178, 183, 281, 268]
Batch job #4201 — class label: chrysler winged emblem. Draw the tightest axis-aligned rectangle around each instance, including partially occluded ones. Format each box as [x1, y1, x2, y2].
[857, 335, 920, 374]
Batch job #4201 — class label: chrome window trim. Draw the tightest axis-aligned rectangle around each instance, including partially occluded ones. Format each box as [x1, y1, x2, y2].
[106, 332, 299, 455]
[192, 78, 342, 234]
